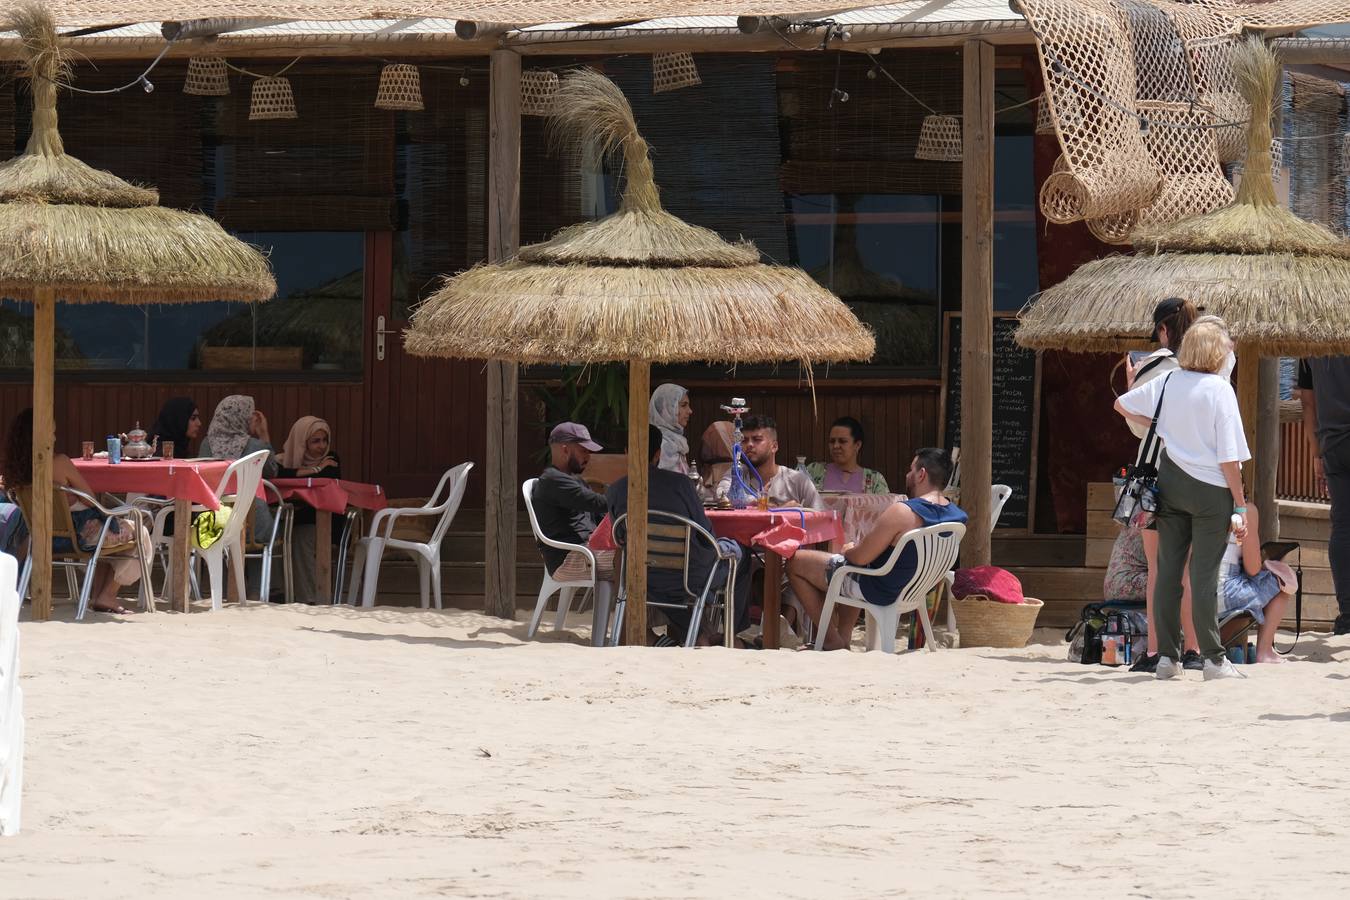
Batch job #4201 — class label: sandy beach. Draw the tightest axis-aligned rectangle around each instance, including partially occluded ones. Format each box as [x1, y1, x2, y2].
[6, 604, 1350, 898]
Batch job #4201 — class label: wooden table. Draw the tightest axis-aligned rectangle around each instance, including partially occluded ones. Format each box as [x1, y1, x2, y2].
[74, 458, 239, 612]
[271, 478, 387, 602]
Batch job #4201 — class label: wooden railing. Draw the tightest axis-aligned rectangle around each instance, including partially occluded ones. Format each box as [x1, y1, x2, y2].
[1279, 419, 1330, 502]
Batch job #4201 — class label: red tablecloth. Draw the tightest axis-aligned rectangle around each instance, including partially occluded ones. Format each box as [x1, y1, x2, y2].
[271, 478, 388, 514]
[820, 492, 906, 544]
[589, 507, 842, 559]
[74, 458, 241, 511]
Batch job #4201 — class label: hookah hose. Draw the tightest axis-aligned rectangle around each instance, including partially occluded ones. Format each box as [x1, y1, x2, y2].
[730, 443, 765, 497]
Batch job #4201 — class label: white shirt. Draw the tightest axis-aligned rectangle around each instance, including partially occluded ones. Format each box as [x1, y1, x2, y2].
[1119, 369, 1250, 488]
[716, 464, 824, 510]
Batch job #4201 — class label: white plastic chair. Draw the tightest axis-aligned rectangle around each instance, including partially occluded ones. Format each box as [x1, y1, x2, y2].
[990, 484, 1012, 532]
[188, 449, 270, 612]
[346, 462, 473, 609]
[522, 478, 615, 646]
[0, 552, 24, 836]
[814, 522, 966, 653]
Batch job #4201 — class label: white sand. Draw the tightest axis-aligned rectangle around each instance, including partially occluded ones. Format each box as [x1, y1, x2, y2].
[7, 604, 1350, 898]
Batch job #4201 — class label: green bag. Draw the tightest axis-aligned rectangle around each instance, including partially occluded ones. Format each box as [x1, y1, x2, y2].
[192, 505, 231, 550]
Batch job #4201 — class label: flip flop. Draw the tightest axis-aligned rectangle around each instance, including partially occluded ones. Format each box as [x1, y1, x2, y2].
[91, 602, 130, 614]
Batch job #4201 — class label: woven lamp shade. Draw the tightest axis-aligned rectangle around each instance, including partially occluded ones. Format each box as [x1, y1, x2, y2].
[183, 56, 229, 96]
[915, 115, 962, 162]
[249, 76, 297, 121]
[375, 63, 423, 111]
[652, 52, 701, 93]
[521, 69, 559, 116]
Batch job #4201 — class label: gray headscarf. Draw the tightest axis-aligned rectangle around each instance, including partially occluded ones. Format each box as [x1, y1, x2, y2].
[648, 383, 690, 473]
[205, 394, 254, 460]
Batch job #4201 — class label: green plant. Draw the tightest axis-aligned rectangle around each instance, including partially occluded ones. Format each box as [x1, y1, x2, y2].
[533, 363, 629, 457]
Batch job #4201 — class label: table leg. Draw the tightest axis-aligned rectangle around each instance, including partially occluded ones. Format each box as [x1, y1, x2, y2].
[316, 510, 332, 603]
[171, 498, 190, 613]
[762, 553, 783, 650]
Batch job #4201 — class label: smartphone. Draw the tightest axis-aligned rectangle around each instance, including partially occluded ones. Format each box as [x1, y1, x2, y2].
[1127, 350, 1151, 365]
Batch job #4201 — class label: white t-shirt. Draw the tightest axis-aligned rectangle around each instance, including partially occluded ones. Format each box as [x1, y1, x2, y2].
[1119, 370, 1250, 488]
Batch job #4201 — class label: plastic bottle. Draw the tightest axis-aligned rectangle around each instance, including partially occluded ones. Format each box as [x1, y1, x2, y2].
[796, 455, 809, 476]
[106, 435, 122, 465]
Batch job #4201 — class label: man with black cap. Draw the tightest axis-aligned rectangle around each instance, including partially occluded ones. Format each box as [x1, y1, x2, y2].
[1299, 358, 1350, 634]
[533, 422, 615, 583]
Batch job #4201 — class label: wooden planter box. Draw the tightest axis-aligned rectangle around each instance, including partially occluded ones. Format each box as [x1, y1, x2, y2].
[200, 346, 304, 371]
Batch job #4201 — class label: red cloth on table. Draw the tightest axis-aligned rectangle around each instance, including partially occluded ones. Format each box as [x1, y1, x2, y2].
[588, 508, 842, 559]
[73, 458, 259, 511]
[272, 478, 388, 514]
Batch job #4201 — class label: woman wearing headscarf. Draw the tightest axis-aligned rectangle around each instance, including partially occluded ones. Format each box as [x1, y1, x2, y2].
[199, 394, 279, 560]
[649, 383, 692, 474]
[147, 396, 202, 458]
[699, 420, 736, 488]
[277, 416, 340, 604]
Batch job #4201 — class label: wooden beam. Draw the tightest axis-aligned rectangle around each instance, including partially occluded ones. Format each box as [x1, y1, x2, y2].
[623, 361, 650, 647]
[484, 48, 521, 621]
[1236, 342, 1260, 501]
[31, 287, 54, 621]
[960, 38, 995, 566]
[1256, 357, 1281, 543]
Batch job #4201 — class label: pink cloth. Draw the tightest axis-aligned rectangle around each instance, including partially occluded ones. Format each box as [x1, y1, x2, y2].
[73, 458, 248, 511]
[272, 477, 388, 514]
[820, 492, 904, 544]
[588, 508, 842, 559]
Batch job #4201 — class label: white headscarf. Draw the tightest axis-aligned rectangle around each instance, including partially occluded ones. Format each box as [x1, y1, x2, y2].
[648, 383, 690, 473]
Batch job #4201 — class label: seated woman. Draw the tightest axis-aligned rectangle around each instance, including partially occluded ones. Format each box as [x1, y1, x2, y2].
[806, 416, 889, 494]
[1219, 503, 1294, 665]
[147, 396, 202, 458]
[276, 416, 340, 605]
[199, 394, 279, 553]
[649, 383, 692, 474]
[699, 420, 735, 489]
[1103, 526, 1147, 603]
[3, 408, 151, 614]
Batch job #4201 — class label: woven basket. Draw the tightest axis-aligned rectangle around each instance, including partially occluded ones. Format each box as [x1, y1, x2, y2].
[951, 594, 1043, 648]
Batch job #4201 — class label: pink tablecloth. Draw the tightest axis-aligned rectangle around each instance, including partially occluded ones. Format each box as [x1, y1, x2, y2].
[820, 492, 905, 544]
[271, 478, 388, 514]
[589, 507, 842, 559]
[74, 458, 238, 511]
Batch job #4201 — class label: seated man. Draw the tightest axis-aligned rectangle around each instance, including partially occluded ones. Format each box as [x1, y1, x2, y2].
[533, 422, 615, 583]
[715, 414, 823, 510]
[607, 426, 749, 646]
[787, 448, 967, 650]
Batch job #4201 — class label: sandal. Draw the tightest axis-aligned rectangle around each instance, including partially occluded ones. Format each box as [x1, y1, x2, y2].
[91, 601, 130, 614]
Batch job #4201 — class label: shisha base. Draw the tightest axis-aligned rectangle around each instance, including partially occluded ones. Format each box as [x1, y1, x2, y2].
[720, 396, 764, 508]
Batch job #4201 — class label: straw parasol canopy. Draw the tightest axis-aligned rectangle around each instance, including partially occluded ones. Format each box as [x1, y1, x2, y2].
[1, 3, 275, 620]
[1015, 37, 1350, 359]
[406, 68, 872, 643]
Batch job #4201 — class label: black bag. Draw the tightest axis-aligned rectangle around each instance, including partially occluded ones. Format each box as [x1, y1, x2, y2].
[1112, 374, 1172, 529]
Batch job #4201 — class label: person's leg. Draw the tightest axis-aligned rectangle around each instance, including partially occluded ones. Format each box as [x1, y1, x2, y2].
[785, 549, 849, 650]
[1180, 556, 1200, 654]
[1255, 591, 1293, 663]
[1153, 462, 1193, 661]
[1186, 482, 1232, 664]
[1323, 440, 1350, 632]
[1142, 528, 1160, 655]
[89, 561, 121, 611]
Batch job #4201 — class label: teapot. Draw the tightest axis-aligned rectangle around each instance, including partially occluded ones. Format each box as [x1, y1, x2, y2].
[120, 422, 157, 460]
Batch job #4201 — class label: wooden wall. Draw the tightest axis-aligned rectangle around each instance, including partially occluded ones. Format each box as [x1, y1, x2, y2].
[1279, 418, 1329, 503]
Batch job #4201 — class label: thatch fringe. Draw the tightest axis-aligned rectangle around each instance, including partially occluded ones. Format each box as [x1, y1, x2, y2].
[1232, 36, 1279, 210]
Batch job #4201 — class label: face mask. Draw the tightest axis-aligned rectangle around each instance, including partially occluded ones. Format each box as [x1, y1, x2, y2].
[1218, 350, 1236, 381]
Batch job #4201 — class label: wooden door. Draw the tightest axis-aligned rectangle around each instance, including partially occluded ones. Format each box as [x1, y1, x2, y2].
[364, 231, 487, 501]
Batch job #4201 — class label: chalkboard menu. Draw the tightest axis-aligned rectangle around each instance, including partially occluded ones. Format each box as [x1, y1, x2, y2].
[940, 313, 1040, 531]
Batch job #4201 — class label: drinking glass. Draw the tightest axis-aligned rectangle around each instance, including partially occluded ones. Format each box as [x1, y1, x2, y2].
[81, 441, 94, 461]
[161, 440, 175, 460]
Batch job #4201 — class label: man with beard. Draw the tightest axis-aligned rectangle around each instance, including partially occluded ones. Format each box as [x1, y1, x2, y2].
[786, 448, 967, 650]
[532, 422, 615, 583]
[714, 415, 823, 510]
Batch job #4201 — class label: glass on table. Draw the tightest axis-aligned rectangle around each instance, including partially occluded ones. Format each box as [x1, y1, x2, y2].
[81, 441, 94, 461]
[161, 440, 174, 460]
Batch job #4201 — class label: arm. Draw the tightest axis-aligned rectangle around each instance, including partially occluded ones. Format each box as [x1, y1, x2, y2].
[54, 455, 91, 494]
[1239, 504, 1263, 577]
[844, 502, 919, 566]
[552, 472, 609, 516]
[1220, 460, 1248, 543]
[796, 472, 824, 511]
[1300, 387, 1325, 489]
[1114, 397, 1154, 431]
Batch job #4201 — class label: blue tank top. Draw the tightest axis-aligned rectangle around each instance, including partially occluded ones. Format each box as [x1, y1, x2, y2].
[858, 498, 968, 606]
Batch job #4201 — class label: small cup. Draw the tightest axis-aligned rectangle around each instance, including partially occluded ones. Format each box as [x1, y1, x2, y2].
[756, 493, 771, 512]
[81, 441, 94, 461]
[160, 440, 174, 461]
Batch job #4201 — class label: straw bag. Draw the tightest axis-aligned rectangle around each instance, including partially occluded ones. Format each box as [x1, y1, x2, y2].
[951, 594, 1043, 648]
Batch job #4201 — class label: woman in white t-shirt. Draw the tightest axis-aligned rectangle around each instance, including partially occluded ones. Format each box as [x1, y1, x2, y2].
[1115, 318, 1250, 681]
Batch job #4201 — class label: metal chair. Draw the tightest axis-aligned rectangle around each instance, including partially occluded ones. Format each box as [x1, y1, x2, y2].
[609, 510, 740, 648]
[346, 462, 473, 608]
[240, 481, 292, 603]
[521, 478, 614, 646]
[814, 522, 966, 653]
[185, 450, 271, 612]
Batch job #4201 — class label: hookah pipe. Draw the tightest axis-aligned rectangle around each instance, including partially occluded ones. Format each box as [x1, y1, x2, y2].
[721, 398, 765, 505]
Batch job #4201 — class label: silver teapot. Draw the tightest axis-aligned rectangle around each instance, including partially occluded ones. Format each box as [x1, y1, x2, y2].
[120, 422, 157, 460]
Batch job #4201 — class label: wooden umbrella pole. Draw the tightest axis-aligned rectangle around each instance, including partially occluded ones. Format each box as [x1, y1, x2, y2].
[31, 287, 55, 621]
[1236, 342, 1260, 499]
[623, 360, 650, 646]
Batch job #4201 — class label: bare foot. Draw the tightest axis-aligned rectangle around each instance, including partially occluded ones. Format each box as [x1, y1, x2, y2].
[1255, 651, 1288, 664]
[91, 600, 130, 614]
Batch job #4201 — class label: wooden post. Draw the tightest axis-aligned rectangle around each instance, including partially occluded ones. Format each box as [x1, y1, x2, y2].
[484, 49, 522, 620]
[31, 287, 54, 621]
[1256, 357, 1281, 541]
[1235, 343, 1259, 500]
[622, 361, 650, 646]
[960, 39, 995, 566]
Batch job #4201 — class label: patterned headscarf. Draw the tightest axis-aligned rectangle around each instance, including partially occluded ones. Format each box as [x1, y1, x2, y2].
[648, 383, 690, 472]
[281, 416, 333, 469]
[205, 394, 254, 460]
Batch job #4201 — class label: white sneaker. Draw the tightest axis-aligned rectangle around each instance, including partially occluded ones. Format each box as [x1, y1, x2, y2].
[1203, 656, 1247, 680]
[1155, 656, 1184, 680]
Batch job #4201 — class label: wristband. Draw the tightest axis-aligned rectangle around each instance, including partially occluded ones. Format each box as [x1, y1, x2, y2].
[1233, 506, 1247, 513]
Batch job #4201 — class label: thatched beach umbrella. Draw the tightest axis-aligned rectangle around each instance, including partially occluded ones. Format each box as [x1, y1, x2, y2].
[406, 69, 873, 644]
[1, 5, 275, 620]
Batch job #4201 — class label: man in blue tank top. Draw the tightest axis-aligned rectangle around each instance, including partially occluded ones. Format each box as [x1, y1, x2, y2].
[787, 448, 967, 650]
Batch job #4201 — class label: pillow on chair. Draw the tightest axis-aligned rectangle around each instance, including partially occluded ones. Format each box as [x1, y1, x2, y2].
[953, 565, 1024, 605]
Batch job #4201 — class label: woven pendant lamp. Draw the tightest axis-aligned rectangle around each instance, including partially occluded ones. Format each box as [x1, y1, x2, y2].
[915, 115, 962, 161]
[652, 52, 700, 93]
[521, 69, 559, 116]
[375, 63, 423, 111]
[183, 56, 229, 96]
[249, 76, 297, 121]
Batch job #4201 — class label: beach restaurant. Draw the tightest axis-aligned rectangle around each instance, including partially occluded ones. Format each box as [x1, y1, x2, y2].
[1, 3, 1348, 625]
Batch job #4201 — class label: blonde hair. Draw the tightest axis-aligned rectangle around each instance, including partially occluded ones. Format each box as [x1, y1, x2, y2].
[1177, 318, 1232, 374]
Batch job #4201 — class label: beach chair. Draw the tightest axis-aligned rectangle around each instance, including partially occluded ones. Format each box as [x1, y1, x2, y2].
[187, 449, 270, 612]
[609, 510, 740, 648]
[15, 485, 154, 620]
[522, 478, 615, 645]
[346, 462, 472, 608]
[814, 522, 966, 653]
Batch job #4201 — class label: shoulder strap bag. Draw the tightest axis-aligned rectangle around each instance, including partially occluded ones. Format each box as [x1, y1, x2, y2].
[1112, 374, 1172, 529]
